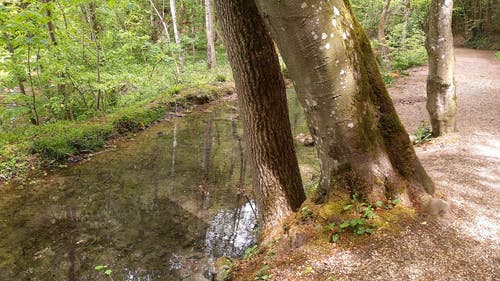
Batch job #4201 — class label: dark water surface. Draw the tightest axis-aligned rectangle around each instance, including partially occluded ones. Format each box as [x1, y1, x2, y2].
[0, 93, 317, 280]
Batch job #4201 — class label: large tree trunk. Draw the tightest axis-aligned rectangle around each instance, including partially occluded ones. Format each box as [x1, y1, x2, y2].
[426, 0, 457, 136]
[255, 0, 446, 214]
[205, 0, 217, 69]
[214, 0, 306, 236]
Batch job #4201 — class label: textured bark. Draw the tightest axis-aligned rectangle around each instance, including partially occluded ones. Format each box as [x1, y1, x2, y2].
[426, 0, 457, 136]
[205, 0, 217, 69]
[256, 0, 444, 213]
[377, 0, 391, 68]
[214, 0, 306, 234]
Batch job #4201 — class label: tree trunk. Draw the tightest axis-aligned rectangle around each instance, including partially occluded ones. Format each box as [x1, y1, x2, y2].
[426, 0, 457, 136]
[214, 0, 306, 236]
[377, 0, 391, 69]
[205, 0, 217, 69]
[169, 0, 184, 64]
[82, 2, 102, 111]
[255, 0, 446, 214]
[402, 0, 411, 47]
[3, 34, 27, 96]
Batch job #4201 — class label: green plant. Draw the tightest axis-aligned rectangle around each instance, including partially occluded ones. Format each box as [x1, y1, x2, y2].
[495, 51, 500, 60]
[243, 245, 258, 260]
[95, 265, 114, 280]
[254, 265, 273, 281]
[412, 121, 432, 145]
[300, 206, 314, 221]
[328, 193, 379, 242]
[220, 258, 233, 281]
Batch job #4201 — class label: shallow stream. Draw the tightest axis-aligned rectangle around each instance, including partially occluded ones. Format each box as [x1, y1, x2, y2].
[0, 92, 317, 280]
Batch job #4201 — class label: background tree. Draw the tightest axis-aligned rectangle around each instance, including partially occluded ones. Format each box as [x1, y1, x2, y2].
[255, 0, 447, 213]
[214, 0, 306, 236]
[205, 0, 216, 69]
[426, 0, 457, 136]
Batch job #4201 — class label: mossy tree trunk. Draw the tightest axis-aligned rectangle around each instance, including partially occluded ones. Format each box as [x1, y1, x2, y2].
[255, 0, 445, 213]
[426, 0, 457, 136]
[214, 0, 306, 236]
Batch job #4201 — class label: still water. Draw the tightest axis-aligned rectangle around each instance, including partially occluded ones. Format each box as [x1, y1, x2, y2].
[0, 93, 317, 280]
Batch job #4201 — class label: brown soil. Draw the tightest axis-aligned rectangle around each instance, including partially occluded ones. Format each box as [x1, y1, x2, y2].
[231, 48, 500, 281]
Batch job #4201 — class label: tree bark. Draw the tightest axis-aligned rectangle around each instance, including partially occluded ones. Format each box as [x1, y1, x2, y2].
[255, 0, 446, 214]
[205, 0, 217, 69]
[426, 0, 457, 136]
[377, 0, 391, 69]
[214, 0, 306, 236]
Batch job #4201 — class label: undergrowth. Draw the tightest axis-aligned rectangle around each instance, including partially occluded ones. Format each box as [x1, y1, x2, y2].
[0, 82, 232, 183]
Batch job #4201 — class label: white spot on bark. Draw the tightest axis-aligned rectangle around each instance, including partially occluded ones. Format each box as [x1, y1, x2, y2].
[333, 6, 340, 16]
[342, 32, 348, 40]
[325, 43, 331, 49]
[301, 2, 307, 9]
[330, 33, 334, 38]
[322, 33, 328, 39]
[332, 19, 337, 27]
[348, 123, 354, 128]
[340, 69, 345, 75]
[313, 34, 319, 40]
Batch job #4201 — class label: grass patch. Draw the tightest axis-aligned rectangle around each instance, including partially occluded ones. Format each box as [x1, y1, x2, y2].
[0, 82, 232, 183]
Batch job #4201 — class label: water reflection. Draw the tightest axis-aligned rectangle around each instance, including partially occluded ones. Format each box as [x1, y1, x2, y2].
[0, 92, 317, 280]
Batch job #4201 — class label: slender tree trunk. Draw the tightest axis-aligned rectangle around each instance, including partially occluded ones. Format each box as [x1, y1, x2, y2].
[44, 0, 73, 120]
[402, 0, 411, 47]
[3, 34, 27, 96]
[255, 0, 447, 214]
[205, 0, 217, 69]
[425, 0, 457, 136]
[169, 0, 184, 64]
[149, 0, 171, 43]
[26, 46, 40, 125]
[214, 0, 306, 236]
[150, 0, 160, 42]
[377, 0, 392, 69]
[83, 3, 102, 111]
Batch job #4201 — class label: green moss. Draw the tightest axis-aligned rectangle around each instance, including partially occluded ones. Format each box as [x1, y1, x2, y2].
[1, 82, 233, 182]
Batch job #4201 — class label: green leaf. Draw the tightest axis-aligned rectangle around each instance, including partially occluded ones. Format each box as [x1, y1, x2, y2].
[94, 265, 107, 271]
[356, 226, 366, 235]
[343, 204, 354, 211]
[327, 223, 336, 230]
[339, 221, 350, 229]
[331, 233, 340, 242]
[104, 269, 112, 276]
[375, 201, 383, 207]
[392, 199, 401, 205]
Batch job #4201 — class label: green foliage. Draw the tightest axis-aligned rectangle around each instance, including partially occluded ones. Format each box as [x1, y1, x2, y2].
[412, 121, 432, 145]
[254, 265, 273, 281]
[95, 265, 113, 280]
[326, 193, 401, 242]
[220, 258, 233, 281]
[496, 52, 500, 61]
[243, 245, 258, 260]
[351, 0, 429, 73]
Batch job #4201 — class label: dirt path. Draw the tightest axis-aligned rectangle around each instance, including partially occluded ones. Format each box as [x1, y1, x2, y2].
[235, 48, 499, 281]
[340, 48, 500, 280]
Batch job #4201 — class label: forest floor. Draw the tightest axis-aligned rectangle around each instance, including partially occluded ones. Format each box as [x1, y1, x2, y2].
[230, 48, 500, 281]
